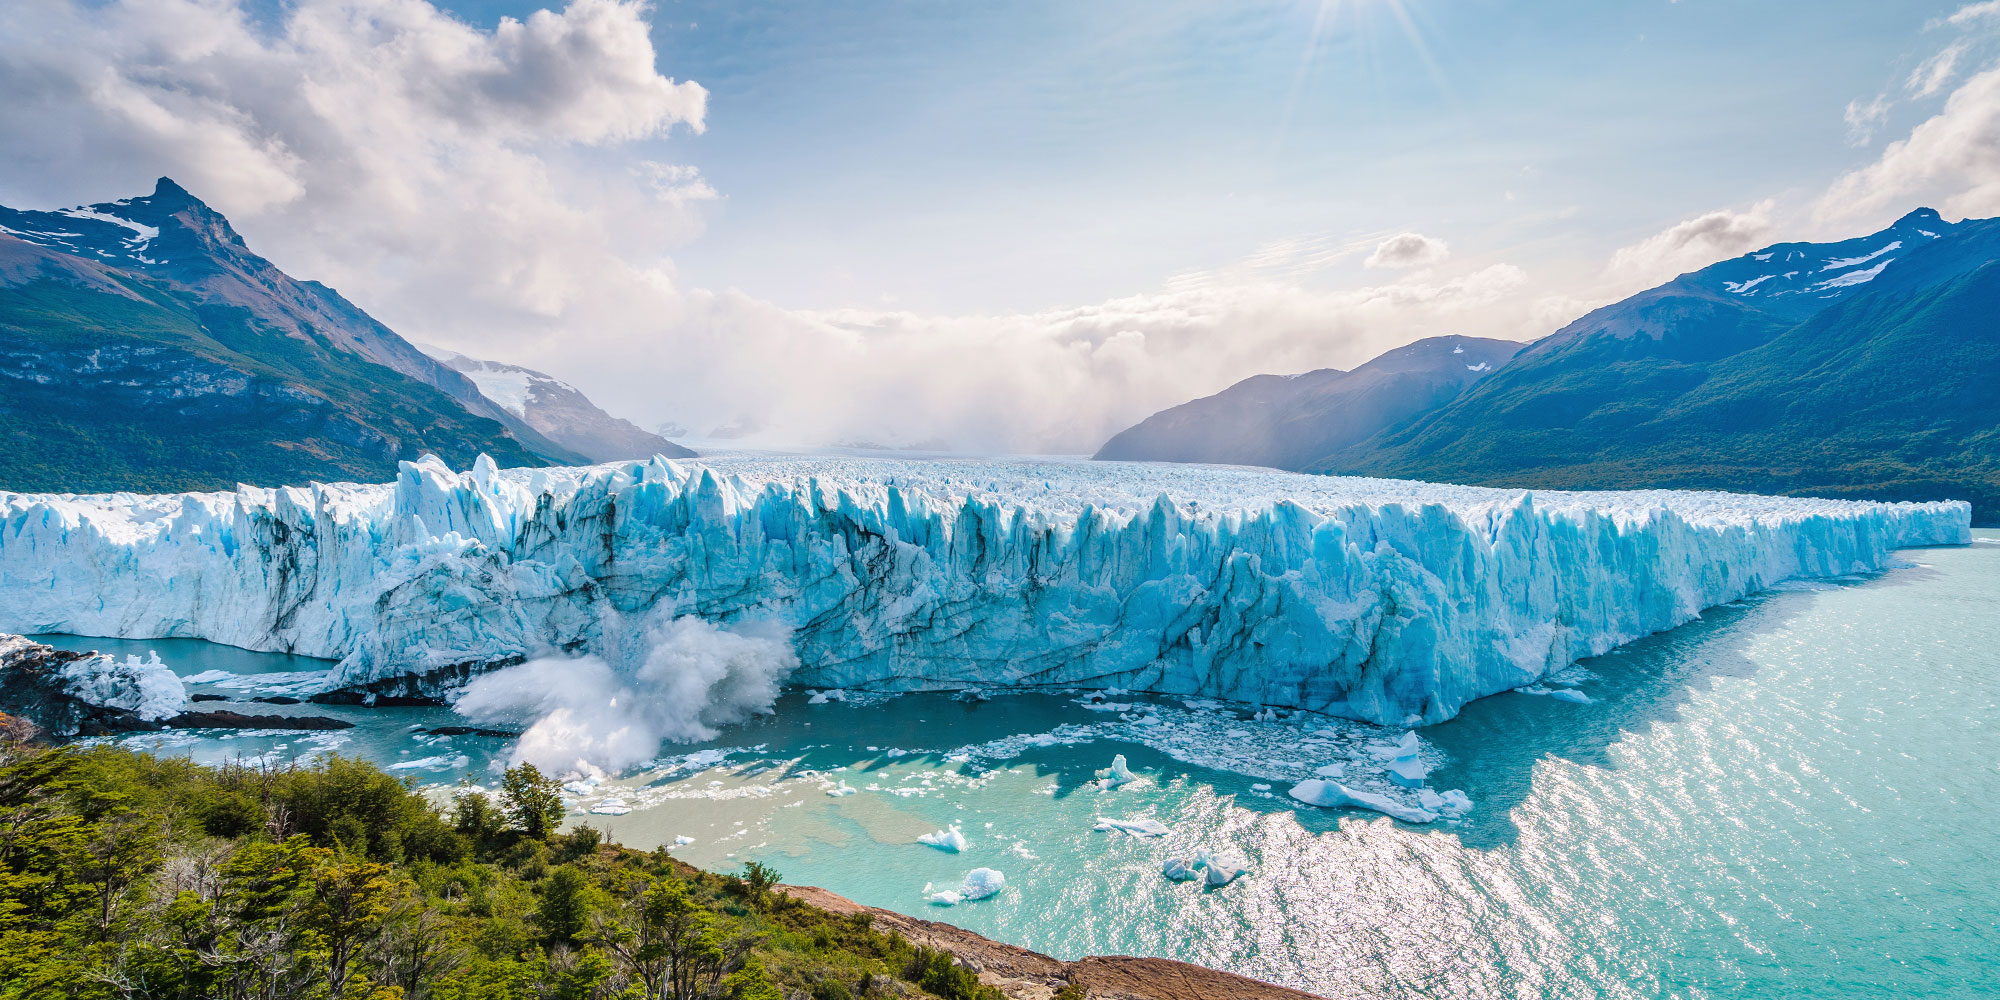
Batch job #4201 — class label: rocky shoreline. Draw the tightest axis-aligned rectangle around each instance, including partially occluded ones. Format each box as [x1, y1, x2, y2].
[779, 884, 1322, 1000]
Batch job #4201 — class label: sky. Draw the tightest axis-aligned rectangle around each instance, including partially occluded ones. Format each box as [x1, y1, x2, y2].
[3, 0, 1999, 453]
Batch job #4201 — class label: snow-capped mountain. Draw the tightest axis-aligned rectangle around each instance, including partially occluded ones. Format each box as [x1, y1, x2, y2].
[1340, 208, 2000, 521]
[422, 347, 695, 462]
[1101, 208, 2000, 522]
[1095, 336, 1522, 469]
[0, 178, 584, 493]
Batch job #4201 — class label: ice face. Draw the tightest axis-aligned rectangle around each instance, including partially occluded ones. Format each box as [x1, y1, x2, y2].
[0, 454, 1970, 727]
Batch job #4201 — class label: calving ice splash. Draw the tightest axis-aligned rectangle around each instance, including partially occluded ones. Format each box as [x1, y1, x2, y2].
[0, 454, 1969, 743]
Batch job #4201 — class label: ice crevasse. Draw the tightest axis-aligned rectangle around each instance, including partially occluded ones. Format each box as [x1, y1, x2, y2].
[0, 454, 1971, 725]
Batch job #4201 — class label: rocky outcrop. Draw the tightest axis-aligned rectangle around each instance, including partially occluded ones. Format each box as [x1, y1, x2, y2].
[0, 634, 351, 735]
[778, 884, 1323, 1000]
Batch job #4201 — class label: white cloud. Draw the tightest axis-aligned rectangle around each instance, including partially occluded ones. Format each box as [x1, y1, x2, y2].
[1907, 41, 1968, 98]
[1605, 202, 1776, 289]
[1818, 66, 2000, 223]
[1946, 1, 2000, 27]
[1845, 95, 1892, 145]
[1364, 232, 1451, 269]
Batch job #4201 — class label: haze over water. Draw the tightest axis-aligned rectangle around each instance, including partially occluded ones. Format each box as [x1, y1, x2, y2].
[62, 532, 2000, 999]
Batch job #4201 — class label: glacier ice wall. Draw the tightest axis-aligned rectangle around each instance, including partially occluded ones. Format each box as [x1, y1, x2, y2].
[0, 455, 1971, 725]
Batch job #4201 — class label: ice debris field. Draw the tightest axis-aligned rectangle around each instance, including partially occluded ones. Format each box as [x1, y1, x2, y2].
[0, 454, 1970, 730]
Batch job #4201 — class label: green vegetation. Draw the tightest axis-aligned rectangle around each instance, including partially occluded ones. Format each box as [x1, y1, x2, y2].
[1331, 261, 2000, 523]
[0, 275, 552, 494]
[0, 727, 1004, 1000]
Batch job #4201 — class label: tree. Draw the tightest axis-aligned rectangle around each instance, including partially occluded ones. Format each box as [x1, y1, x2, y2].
[380, 901, 464, 1000]
[723, 958, 782, 1000]
[499, 764, 564, 842]
[536, 865, 593, 944]
[737, 862, 780, 910]
[599, 875, 746, 1000]
[300, 854, 402, 997]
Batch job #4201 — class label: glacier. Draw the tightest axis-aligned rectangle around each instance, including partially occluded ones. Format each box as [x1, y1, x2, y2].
[0, 454, 1971, 726]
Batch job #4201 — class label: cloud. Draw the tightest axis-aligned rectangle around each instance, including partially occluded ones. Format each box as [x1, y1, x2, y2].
[1605, 202, 1776, 289]
[1946, 1, 2000, 27]
[1845, 95, 1893, 145]
[0, 0, 1551, 456]
[1364, 232, 1451, 269]
[1906, 41, 1968, 98]
[1817, 66, 2000, 223]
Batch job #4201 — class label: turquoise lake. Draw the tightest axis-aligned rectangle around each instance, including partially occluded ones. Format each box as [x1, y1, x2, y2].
[48, 531, 2000, 999]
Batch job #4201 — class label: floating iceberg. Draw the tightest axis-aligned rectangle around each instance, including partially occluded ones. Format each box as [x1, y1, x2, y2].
[1386, 757, 1430, 788]
[1418, 788, 1474, 816]
[926, 867, 1005, 905]
[918, 825, 969, 852]
[826, 780, 858, 797]
[1288, 778, 1438, 823]
[1195, 847, 1248, 888]
[1098, 753, 1140, 788]
[1162, 858, 1200, 881]
[1094, 816, 1173, 837]
[0, 455, 1969, 725]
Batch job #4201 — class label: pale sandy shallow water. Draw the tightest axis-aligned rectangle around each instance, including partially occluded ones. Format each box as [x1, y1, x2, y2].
[50, 530, 2000, 999]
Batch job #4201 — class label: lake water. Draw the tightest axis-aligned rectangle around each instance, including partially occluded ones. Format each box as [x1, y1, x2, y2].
[47, 532, 2000, 999]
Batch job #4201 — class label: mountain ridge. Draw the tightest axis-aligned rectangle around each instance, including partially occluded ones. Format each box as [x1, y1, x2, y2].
[0, 178, 583, 493]
[422, 345, 696, 463]
[1098, 208, 1999, 523]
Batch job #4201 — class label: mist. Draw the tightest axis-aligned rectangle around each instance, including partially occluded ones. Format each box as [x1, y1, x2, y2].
[452, 613, 798, 779]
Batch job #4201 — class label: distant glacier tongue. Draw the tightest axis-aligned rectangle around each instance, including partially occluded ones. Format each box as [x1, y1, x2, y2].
[0, 455, 1971, 725]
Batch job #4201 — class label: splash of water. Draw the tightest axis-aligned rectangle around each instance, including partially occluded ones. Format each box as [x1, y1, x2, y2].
[453, 613, 797, 778]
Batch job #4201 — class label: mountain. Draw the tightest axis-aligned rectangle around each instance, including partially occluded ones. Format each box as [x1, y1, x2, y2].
[422, 346, 695, 463]
[1095, 335, 1523, 468]
[1326, 208, 2000, 521]
[0, 178, 585, 493]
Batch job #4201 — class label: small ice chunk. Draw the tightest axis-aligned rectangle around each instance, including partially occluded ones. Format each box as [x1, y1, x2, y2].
[673, 835, 696, 846]
[960, 867, 1005, 899]
[1162, 858, 1200, 881]
[1250, 783, 1271, 792]
[1417, 788, 1474, 815]
[1195, 847, 1247, 887]
[1287, 779, 1437, 823]
[1313, 762, 1347, 778]
[827, 781, 858, 797]
[1098, 753, 1139, 787]
[807, 688, 848, 704]
[926, 867, 1005, 905]
[1386, 756, 1430, 788]
[590, 798, 632, 816]
[1094, 817, 1172, 837]
[918, 825, 969, 852]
